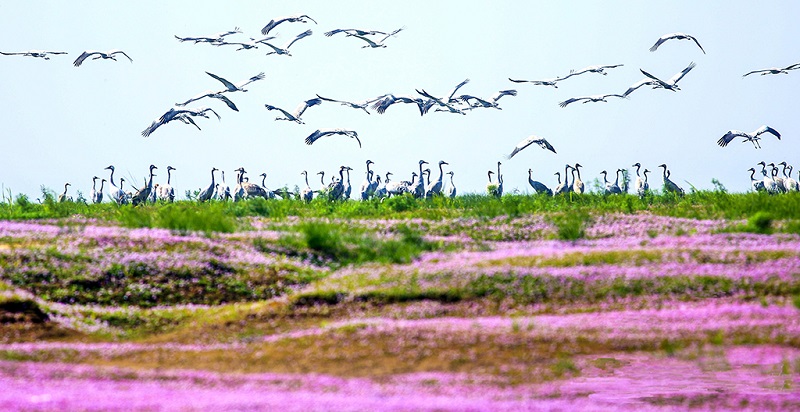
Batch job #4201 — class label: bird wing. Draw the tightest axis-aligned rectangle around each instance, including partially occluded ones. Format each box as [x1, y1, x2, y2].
[0, 51, 26, 56]
[286, 30, 313, 49]
[649, 35, 670, 52]
[602, 93, 627, 100]
[236, 72, 266, 89]
[261, 17, 288, 35]
[212, 93, 239, 111]
[506, 135, 539, 159]
[689, 35, 706, 54]
[304, 129, 326, 145]
[264, 104, 295, 120]
[669, 61, 696, 84]
[195, 107, 221, 120]
[351, 34, 381, 48]
[537, 138, 557, 154]
[176, 114, 202, 130]
[490, 89, 517, 102]
[559, 97, 585, 108]
[639, 68, 667, 85]
[623, 79, 657, 97]
[293, 98, 321, 118]
[717, 130, 747, 147]
[73, 51, 99, 67]
[508, 78, 530, 83]
[379, 27, 404, 43]
[324, 28, 348, 37]
[141, 120, 163, 137]
[742, 69, 769, 77]
[176, 90, 214, 106]
[206, 71, 237, 91]
[109, 50, 133, 62]
[754, 125, 781, 139]
[445, 78, 470, 102]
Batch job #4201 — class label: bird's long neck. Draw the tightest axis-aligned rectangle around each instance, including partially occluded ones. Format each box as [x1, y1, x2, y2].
[339, 168, 345, 182]
[304, 174, 310, 187]
[661, 167, 668, 179]
[419, 163, 424, 175]
[108, 168, 116, 186]
[575, 167, 582, 180]
[601, 173, 607, 184]
[438, 162, 445, 181]
[614, 170, 620, 185]
[319, 173, 325, 185]
[147, 170, 155, 189]
[62, 184, 69, 196]
[99, 180, 105, 191]
[221, 171, 226, 184]
[211, 170, 216, 186]
[487, 172, 493, 183]
[634, 164, 641, 176]
[167, 169, 172, 185]
[92, 179, 97, 191]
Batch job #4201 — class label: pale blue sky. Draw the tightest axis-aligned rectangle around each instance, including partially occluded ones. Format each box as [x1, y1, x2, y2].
[1, 1, 798, 199]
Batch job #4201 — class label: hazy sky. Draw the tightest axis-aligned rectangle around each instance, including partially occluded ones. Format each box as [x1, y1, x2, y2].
[1, 1, 798, 200]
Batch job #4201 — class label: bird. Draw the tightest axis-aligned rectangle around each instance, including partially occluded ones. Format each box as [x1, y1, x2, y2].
[624, 62, 696, 96]
[632, 163, 647, 196]
[131, 165, 157, 206]
[261, 30, 313, 56]
[176, 91, 238, 111]
[649, 33, 705, 54]
[600, 170, 621, 195]
[326, 166, 347, 201]
[0, 50, 67, 60]
[748, 168, 766, 192]
[157, 166, 176, 202]
[198, 168, 217, 202]
[58, 183, 72, 203]
[304, 129, 361, 147]
[456, 89, 517, 110]
[342, 167, 354, 200]
[206, 71, 265, 93]
[717, 126, 781, 148]
[94, 179, 106, 204]
[757, 161, 778, 194]
[261, 14, 317, 35]
[174, 27, 242, 44]
[559, 94, 626, 108]
[558, 64, 625, 80]
[444, 171, 457, 199]
[299, 171, 314, 202]
[742, 63, 800, 77]
[659, 164, 685, 196]
[508, 77, 563, 88]
[572, 163, 585, 194]
[359, 160, 375, 200]
[555, 165, 573, 195]
[375, 172, 390, 199]
[495, 162, 504, 197]
[73, 50, 132, 67]
[314, 94, 376, 115]
[640, 169, 651, 197]
[370, 94, 429, 116]
[425, 161, 449, 198]
[89, 176, 99, 204]
[415, 78, 471, 115]
[142, 107, 220, 137]
[487, 171, 500, 198]
[640, 62, 697, 92]
[782, 164, 799, 192]
[104, 165, 128, 205]
[527, 169, 552, 196]
[327, 27, 403, 48]
[214, 171, 231, 201]
[506, 135, 557, 159]
[264, 98, 322, 124]
[768, 163, 787, 193]
[211, 35, 278, 51]
[412, 160, 429, 199]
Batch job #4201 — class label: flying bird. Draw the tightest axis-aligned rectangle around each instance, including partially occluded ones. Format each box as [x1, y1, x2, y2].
[174, 27, 241, 44]
[305, 129, 361, 147]
[315, 94, 375, 114]
[508, 77, 562, 88]
[176, 91, 238, 111]
[717, 126, 781, 148]
[0, 50, 67, 60]
[260, 14, 317, 35]
[206, 71, 265, 93]
[142, 107, 220, 137]
[624, 62, 696, 96]
[370, 94, 428, 115]
[559, 93, 626, 107]
[260, 30, 313, 56]
[559, 64, 625, 80]
[456, 90, 517, 110]
[649, 33, 705, 54]
[73, 50, 132, 67]
[212, 36, 277, 51]
[742, 63, 800, 77]
[264, 98, 322, 124]
[506, 135, 557, 159]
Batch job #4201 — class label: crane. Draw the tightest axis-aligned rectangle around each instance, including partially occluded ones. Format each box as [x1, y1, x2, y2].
[640, 169, 651, 197]
[748, 168, 766, 192]
[555, 165, 572, 195]
[370, 94, 429, 116]
[659, 164, 685, 196]
[624, 62, 696, 96]
[718, 126, 781, 149]
[632, 163, 645, 195]
[261, 15, 317, 35]
[198, 168, 217, 202]
[572, 163, 585, 194]
[559, 94, 626, 108]
[508, 77, 563, 88]
[425, 161, 449, 198]
[264, 98, 322, 124]
[743, 63, 800, 77]
[300, 171, 314, 202]
[89, 177, 99, 204]
[73, 50, 132, 67]
[174, 27, 241, 44]
[304, 129, 361, 147]
[206, 71, 265, 93]
[527, 168, 552, 196]
[315, 94, 374, 114]
[261, 30, 313, 56]
[58, 183, 72, 203]
[142, 107, 220, 137]
[176, 91, 238, 112]
[157, 166, 176, 202]
[104, 165, 127, 205]
[649, 33, 705, 54]
[411, 160, 429, 199]
[0, 50, 67, 60]
[131, 165, 157, 206]
[558, 64, 625, 81]
[506, 135, 557, 159]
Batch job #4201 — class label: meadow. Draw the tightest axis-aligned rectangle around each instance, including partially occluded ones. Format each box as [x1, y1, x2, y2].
[1, 188, 800, 411]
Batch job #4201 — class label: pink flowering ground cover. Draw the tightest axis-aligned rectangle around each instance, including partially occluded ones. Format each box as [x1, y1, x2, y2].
[1, 213, 799, 411]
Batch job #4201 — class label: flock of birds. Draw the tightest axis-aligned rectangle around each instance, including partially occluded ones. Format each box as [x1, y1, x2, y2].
[4, 15, 799, 202]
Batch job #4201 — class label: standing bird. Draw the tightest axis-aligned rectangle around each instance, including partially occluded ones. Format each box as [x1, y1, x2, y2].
[444, 171, 457, 199]
[640, 169, 651, 197]
[506, 135, 557, 159]
[264, 98, 322, 124]
[261, 30, 313, 56]
[632, 163, 646, 196]
[73, 50, 132, 67]
[305, 129, 361, 147]
[743, 63, 800, 77]
[131, 165, 157, 206]
[215, 171, 231, 201]
[769, 163, 787, 193]
[425, 161, 449, 198]
[496, 162, 504, 197]
[527, 169, 552, 196]
[0, 50, 67, 60]
[89, 177, 99, 204]
[748, 168, 766, 192]
[94, 179, 106, 204]
[104, 165, 128, 205]
[300, 171, 314, 202]
[359, 160, 375, 200]
[198, 168, 218, 202]
[157, 166, 176, 202]
[261, 14, 317, 35]
[572, 163, 585, 194]
[342, 167, 354, 200]
[784, 165, 799, 192]
[58, 183, 72, 203]
[206, 71, 266, 93]
[600, 170, 621, 195]
[487, 171, 500, 198]
[717, 125, 781, 148]
[412, 160, 429, 199]
[649, 33, 706, 54]
[555, 165, 572, 195]
[659, 164, 685, 196]
[757, 161, 778, 194]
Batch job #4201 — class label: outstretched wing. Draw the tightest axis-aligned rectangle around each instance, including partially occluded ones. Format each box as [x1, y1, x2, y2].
[237, 72, 266, 89]
[669, 61, 696, 84]
[689, 35, 706, 54]
[286, 30, 313, 50]
[742, 69, 769, 77]
[264, 104, 295, 120]
[623, 79, 656, 97]
[559, 97, 585, 108]
[717, 130, 747, 147]
[506, 135, 553, 159]
[649, 35, 670, 52]
[73, 51, 99, 67]
[491, 89, 517, 103]
[212, 93, 239, 111]
[109, 50, 133, 62]
[445, 78, 470, 102]
[206, 71, 237, 91]
[754, 125, 781, 140]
